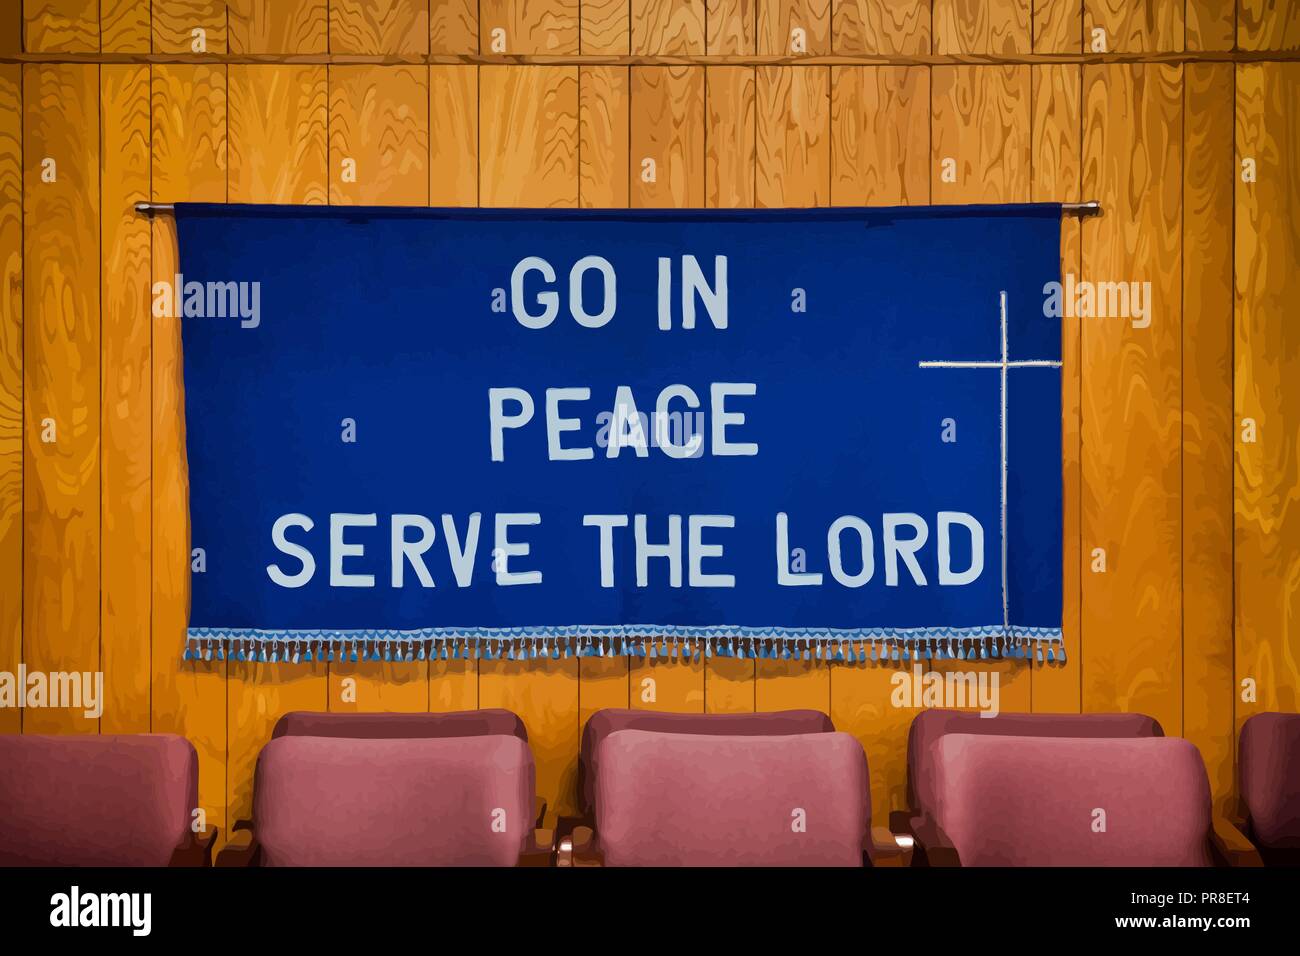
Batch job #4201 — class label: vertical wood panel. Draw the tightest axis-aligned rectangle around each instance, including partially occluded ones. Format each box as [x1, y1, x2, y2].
[153, 0, 228, 54]
[830, 65, 928, 205]
[228, 0, 328, 54]
[1182, 61, 1234, 810]
[1084, 0, 1183, 53]
[1185, 1, 1234, 51]
[430, 0, 477, 54]
[429, 65, 478, 206]
[150, 62, 227, 835]
[229, 66, 328, 205]
[630, 66, 704, 208]
[23, 64, 99, 735]
[707, 0, 754, 54]
[480, 65, 578, 207]
[23, 0, 98, 52]
[1033, 0, 1082, 52]
[933, 0, 1030, 54]
[1239, 1, 1300, 49]
[580, 66, 630, 208]
[328, 65, 429, 206]
[0, 65, 21, 735]
[832, 1, 930, 55]
[1030, 63, 1083, 713]
[756, 65, 829, 207]
[1235, 63, 1300, 727]
[632, 0, 705, 54]
[1081, 63, 1183, 733]
[931, 65, 1031, 205]
[704, 65, 754, 208]
[102, 0, 151, 52]
[583, 0, 631, 54]
[224, 61, 331, 831]
[100, 64, 151, 734]
[330, 0, 427, 54]
[480, 0, 579, 54]
[758, 0, 830, 55]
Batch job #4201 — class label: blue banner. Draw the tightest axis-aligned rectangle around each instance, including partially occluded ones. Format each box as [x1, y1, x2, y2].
[173, 204, 1063, 665]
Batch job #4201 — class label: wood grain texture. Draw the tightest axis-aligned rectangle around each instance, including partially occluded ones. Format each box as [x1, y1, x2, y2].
[933, 0, 1030, 54]
[101, 0, 151, 53]
[429, 65, 478, 206]
[480, 65, 578, 207]
[758, 0, 829, 55]
[632, 0, 705, 54]
[1033, 0, 1082, 52]
[583, 0, 630, 54]
[1084, 0, 1183, 53]
[756, 65, 829, 207]
[229, 66, 328, 205]
[480, 0, 579, 54]
[153, 0, 228, 54]
[1240, 0, 1300, 50]
[830, 65, 928, 205]
[328, 65, 429, 206]
[705, 656, 754, 712]
[630, 65, 704, 207]
[931, 65, 1030, 204]
[150, 62, 227, 836]
[832, 1, 930, 56]
[23, 64, 99, 735]
[0, 65, 20, 735]
[1081, 63, 1183, 734]
[1030, 63, 1082, 713]
[23, 0, 98, 52]
[330, 0, 427, 55]
[100, 64, 151, 734]
[1235, 62, 1300, 723]
[1182, 61, 1234, 810]
[430, 0, 478, 55]
[228, 0, 328, 54]
[707, 0, 754, 54]
[580, 65, 630, 207]
[704, 65, 754, 207]
[1185, 1, 1234, 52]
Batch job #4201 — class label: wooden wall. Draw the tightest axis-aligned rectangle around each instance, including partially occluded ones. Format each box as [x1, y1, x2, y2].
[1, 1, 1297, 839]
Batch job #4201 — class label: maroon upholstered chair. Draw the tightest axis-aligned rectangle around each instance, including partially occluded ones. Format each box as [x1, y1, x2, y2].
[218, 735, 552, 866]
[913, 735, 1257, 867]
[1238, 712, 1300, 865]
[562, 729, 902, 867]
[271, 708, 527, 742]
[896, 709, 1164, 848]
[0, 734, 215, 866]
[573, 708, 835, 825]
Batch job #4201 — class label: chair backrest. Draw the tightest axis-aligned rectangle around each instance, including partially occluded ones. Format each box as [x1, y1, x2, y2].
[0, 734, 197, 866]
[931, 734, 1212, 867]
[595, 729, 868, 867]
[1239, 712, 1300, 856]
[580, 708, 834, 814]
[907, 709, 1163, 821]
[271, 708, 527, 741]
[253, 734, 535, 866]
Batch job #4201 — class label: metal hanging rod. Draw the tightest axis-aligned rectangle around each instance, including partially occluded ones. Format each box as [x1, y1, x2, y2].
[135, 200, 1103, 218]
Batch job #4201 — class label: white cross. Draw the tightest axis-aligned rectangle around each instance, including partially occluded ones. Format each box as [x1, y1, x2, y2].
[918, 291, 1061, 634]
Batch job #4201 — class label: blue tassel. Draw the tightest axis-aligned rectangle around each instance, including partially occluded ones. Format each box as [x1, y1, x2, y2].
[216, 644, 226, 661]
[1056, 643, 1066, 663]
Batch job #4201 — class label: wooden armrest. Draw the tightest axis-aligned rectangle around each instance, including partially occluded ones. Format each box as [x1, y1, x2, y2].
[888, 810, 917, 837]
[1209, 816, 1263, 867]
[866, 825, 914, 867]
[557, 825, 604, 867]
[518, 828, 555, 867]
[215, 828, 262, 867]
[909, 815, 961, 867]
[168, 826, 219, 867]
